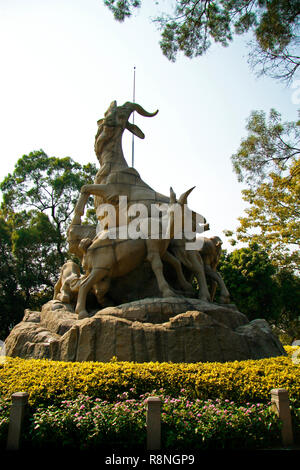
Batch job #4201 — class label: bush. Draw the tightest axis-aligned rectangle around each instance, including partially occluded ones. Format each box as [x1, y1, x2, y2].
[0, 347, 299, 408]
[1, 393, 282, 451]
[160, 395, 281, 450]
[26, 393, 146, 450]
[1, 349, 299, 450]
[0, 397, 10, 449]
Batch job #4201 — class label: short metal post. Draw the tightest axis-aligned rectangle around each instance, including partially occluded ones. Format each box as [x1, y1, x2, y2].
[271, 388, 293, 447]
[6, 392, 29, 451]
[147, 397, 161, 450]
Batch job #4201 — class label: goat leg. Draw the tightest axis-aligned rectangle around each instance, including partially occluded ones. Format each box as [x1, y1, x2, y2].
[204, 265, 230, 303]
[147, 249, 175, 298]
[71, 192, 90, 225]
[163, 251, 194, 294]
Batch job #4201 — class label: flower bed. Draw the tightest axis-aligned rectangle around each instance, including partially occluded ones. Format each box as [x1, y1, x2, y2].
[0, 398, 10, 449]
[0, 392, 283, 450]
[0, 347, 299, 407]
[0, 346, 299, 449]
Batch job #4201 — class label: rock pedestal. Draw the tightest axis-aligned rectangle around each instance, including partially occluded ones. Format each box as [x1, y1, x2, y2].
[5, 298, 286, 363]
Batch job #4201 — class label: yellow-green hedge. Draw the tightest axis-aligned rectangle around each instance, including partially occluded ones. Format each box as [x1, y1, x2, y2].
[0, 346, 299, 407]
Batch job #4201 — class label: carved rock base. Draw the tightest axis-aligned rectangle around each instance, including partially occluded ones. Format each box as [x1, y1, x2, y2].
[5, 298, 286, 363]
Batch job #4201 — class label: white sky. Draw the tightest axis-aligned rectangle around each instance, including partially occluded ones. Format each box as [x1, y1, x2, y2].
[0, 0, 298, 250]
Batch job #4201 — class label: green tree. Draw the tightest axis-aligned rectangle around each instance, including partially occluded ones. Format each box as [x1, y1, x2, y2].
[218, 244, 300, 336]
[231, 109, 300, 188]
[218, 243, 281, 321]
[0, 214, 26, 339]
[235, 160, 299, 269]
[1, 150, 97, 264]
[228, 109, 300, 269]
[0, 151, 97, 338]
[103, 0, 300, 82]
[272, 268, 300, 343]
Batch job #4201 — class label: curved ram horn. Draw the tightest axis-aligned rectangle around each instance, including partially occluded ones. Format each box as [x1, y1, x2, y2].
[123, 102, 159, 117]
[178, 186, 196, 205]
[133, 103, 159, 117]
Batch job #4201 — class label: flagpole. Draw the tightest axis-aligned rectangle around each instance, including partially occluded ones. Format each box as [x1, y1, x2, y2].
[132, 66, 136, 168]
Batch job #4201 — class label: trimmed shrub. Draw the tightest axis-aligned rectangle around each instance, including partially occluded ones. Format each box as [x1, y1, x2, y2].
[2, 393, 282, 450]
[0, 347, 299, 407]
[0, 397, 10, 449]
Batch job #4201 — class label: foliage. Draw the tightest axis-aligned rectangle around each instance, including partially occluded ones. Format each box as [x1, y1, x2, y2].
[218, 243, 300, 323]
[26, 393, 146, 450]
[159, 394, 281, 450]
[268, 268, 300, 344]
[291, 403, 300, 444]
[103, 0, 300, 82]
[0, 151, 97, 339]
[236, 163, 299, 270]
[104, 0, 141, 22]
[0, 215, 26, 339]
[227, 109, 300, 335]
[0, 397, 10, 449]
[0, 150, 97, 263]
[228, 109, 300, 270]
[0, 346, 299, 408]
[11, 394, 280, 450]
[2, 350, 299, 449]
[231, 109, 300, 188]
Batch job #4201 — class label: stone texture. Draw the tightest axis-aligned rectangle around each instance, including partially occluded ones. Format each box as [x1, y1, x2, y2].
[5, 298, 286, 363]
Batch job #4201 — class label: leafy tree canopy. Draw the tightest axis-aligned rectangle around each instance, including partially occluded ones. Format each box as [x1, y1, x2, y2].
[0, 151, 97, 339]
[235, 159, 299, 268]
[1, 150, 97, 263]
[103, 0, 300, 81]
[0, 214, 25, 339]
[227, 109, 300, 270]
[231, 109, 300, 188]
[219, 243, 299, 322]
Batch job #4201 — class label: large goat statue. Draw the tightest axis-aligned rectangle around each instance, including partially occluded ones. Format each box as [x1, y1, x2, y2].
[63, 100, 212, 314]
[69, 100, 209, 286]
[75, 186, 195, 319]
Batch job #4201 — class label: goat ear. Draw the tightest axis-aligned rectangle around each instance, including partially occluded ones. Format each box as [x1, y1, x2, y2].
[126, 122, 145, 139]
[104, 100, 117, 117]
